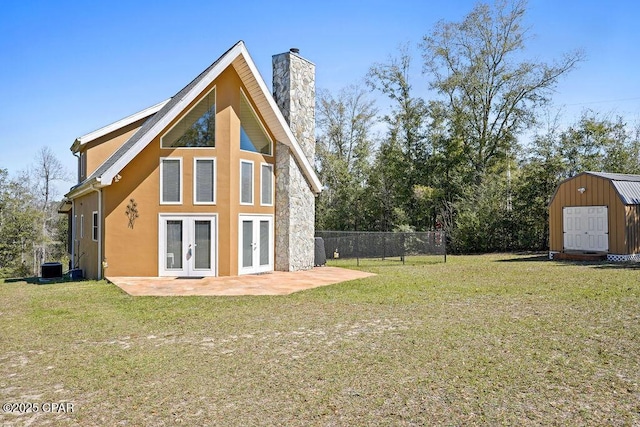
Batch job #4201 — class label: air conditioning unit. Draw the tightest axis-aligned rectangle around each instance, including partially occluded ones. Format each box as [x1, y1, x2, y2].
[41, 262, 63, 279]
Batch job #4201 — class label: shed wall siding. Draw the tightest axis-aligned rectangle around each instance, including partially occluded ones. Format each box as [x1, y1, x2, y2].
[549, 174, 628, 254]
[626, 205, 640, 254]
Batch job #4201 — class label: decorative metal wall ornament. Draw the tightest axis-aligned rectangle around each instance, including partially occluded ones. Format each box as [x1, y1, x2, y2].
[125, 199, 139, 229]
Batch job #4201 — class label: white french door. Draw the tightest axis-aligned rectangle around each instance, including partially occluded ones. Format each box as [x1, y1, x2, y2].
[159, 215, 217, 277]
[238, 215, 273, 275]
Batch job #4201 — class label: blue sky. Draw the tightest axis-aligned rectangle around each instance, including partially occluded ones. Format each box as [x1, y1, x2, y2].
[1, 0, 639, 197]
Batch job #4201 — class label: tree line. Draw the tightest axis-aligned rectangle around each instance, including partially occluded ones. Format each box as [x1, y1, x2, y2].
[0, 147, 69, 278]
[314, 0, 640, 253]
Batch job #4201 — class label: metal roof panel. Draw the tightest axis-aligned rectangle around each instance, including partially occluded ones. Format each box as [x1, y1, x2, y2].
[611, 180, 640, 205]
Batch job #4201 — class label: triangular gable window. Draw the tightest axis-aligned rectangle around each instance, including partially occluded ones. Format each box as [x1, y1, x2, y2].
[162, 88, 215, 148]
[240, 90, 272, 155]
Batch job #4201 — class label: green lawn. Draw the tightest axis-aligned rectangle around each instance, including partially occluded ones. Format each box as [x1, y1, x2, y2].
[1, 254, 639, 426]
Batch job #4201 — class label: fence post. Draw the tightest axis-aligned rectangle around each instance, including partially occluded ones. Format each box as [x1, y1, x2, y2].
[356, 232, 360, 267]
[444, 231, 447, 263]
[382, 233, 386, 261]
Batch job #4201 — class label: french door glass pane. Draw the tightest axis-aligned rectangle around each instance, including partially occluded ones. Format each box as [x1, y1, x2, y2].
[194, 220, 211, 269]
[259, 220, 269, 266]
[166, 220, 183, 269]
[242, 220, 253, 268]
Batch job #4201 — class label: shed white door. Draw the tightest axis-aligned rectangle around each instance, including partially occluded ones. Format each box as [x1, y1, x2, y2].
[563, 206, 608, 252]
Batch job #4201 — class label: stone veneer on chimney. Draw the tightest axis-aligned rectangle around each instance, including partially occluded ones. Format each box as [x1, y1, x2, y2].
[272, 49, 316, 271]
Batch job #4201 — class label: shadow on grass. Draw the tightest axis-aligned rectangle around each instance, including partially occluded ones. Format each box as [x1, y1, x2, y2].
[3, 276, 82, 285]
[495, 253, 549, 263]
[4, 276, 39, 284]
[591, 262, 640, 270]
[550, 261, 640, 270]
[496, 253, 640, 270]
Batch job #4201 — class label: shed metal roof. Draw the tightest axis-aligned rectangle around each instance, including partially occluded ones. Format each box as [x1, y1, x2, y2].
[611, 180, 640, 205]
[586, 171, 640, 183]
[587, 171, 640, 205]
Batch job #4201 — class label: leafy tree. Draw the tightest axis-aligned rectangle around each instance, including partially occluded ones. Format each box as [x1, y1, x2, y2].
[557, 112, 640, 176]
[0, 169, 41, 277]
[509, 118, 565, 250]
[367, 47, 436, 230]
[364, 139, 411, 231]
[315, 86, 377, 230]
[421, 0, 583, 185]
[447, 172, 518, 253]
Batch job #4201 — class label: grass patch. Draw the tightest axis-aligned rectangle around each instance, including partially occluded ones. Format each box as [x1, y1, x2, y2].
[1, 254, 639, 425]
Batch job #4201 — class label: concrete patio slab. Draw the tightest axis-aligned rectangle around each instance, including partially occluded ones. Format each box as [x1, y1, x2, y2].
[107, 266, 375, 296]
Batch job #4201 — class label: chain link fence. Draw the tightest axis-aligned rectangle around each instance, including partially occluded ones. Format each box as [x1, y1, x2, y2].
[315, 231, 446, 265]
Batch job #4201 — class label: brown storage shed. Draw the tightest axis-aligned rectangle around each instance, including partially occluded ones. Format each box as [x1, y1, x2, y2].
[549, 172, 640, 261]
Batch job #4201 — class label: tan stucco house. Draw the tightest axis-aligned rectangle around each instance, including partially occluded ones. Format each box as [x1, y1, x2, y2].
[60, 41, 321, 279]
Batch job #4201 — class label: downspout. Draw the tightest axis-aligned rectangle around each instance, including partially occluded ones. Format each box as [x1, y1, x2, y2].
[71, 151, 80, 269]
[71, 199, 75, 270]
[90, 185, 103, 280]
[72, 151, 81, 185]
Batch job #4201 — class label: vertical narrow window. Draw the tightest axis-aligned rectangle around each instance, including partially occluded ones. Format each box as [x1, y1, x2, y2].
[261, 163, 273, 206]
[92, 211, 98, 241]
[80, 214, 84, 239]
[161, 158, 182, 204]
[194, 158, 216, 204]
[240, 160, 254, 205]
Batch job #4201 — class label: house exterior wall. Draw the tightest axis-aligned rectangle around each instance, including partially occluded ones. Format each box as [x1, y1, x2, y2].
[99, 66, 275, 278]
[549, 174, 627, 254]
[82, 119, 147, 181]
[72, 192, 100, 279]
[272, 50, 316, 272]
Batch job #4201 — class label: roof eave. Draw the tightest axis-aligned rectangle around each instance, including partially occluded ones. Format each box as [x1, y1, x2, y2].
[57, 199, 73, 213]
[71, 99, 170, 153]
[64, 177, 106, 199]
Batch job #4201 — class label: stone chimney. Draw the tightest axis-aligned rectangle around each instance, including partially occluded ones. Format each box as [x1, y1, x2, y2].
[272, 48, 316, 271]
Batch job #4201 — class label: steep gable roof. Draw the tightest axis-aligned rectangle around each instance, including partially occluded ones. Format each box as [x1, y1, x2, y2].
[67, 41, 321, 197]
